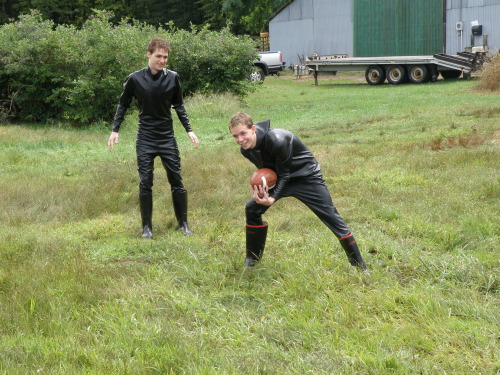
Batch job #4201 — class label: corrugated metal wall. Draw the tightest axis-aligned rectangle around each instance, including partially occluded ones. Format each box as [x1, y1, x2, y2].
[353, 0, 444, 56]
[446, 0, 500, 54]
[269, 0, 354, 66]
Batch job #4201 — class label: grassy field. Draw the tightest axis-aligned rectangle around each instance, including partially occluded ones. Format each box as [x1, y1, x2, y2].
[0, 73, 499, 374]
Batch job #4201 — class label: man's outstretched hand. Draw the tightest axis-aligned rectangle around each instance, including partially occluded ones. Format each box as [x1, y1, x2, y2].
[108, 132, 119, 151]
[188, 131, 200, 149]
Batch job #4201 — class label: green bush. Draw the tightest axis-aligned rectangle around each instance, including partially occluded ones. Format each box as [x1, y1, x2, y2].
[0, 12, 67, 121]
[168, 27, 257, 96]
[52, 12, 155, 124]
[0, 10, 257, 125]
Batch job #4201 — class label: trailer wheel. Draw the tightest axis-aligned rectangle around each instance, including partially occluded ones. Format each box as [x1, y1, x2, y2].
[386, 65, 407, 84]
[440, 70, 462, 79]
[408, 65, 429, 83]
[365, 65, 385, 85]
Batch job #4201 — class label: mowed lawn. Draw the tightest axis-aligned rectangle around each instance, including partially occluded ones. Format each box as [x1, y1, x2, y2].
[0, 73, 499, 374]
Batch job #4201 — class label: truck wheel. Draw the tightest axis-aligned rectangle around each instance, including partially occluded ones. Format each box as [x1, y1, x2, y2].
[440, 70, 462, 79]
[386, 65, 407, 84]
[408, 64, 429, 83]
[249, 68, 265, 84]
[365, 65, 385, 85]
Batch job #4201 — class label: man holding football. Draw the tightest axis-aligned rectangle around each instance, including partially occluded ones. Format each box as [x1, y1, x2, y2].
[108, 38, 199, 238]
[229, 111, 367, 270]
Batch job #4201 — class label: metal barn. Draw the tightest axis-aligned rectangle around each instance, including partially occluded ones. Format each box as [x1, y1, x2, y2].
[269, 0, 354, 65]
[269, 0, 500, 66]
[446, 0, 500, 55]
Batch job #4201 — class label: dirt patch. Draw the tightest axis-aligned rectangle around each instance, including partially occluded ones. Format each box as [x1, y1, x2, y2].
[430, 126, 499, 151]
[279, 71, 366, 83]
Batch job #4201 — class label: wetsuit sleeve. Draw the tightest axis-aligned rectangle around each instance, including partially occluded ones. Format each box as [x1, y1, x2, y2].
[112, 75, 135, 133]
[268, 131, 294, 199]
[171, 74, 193, 133]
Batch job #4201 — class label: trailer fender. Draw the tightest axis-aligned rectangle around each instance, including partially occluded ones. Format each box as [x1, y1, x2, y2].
[440, 70, 462, 79]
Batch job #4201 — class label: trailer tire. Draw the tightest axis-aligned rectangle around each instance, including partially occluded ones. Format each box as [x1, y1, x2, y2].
[440, 70, 462, 79]
[386, 65, 407, 84]
[365, 65, 385, 85]
[408, 64, 429, 83]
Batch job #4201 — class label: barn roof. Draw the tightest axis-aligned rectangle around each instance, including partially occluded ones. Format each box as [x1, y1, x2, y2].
[267, 1, 295, 22]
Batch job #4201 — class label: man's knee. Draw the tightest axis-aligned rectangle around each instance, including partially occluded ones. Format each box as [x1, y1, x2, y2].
[139, 174, 153, 193]
[167, 172, 185, 193]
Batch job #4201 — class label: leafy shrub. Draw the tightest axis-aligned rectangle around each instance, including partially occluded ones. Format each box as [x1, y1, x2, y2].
[168, 26, 257, 96]
[0, 10, 258, 124]
[0, 12, 67, 121]
[52, 12, 155, 124]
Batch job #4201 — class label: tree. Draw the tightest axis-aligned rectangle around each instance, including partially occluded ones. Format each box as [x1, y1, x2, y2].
[196, 0, 226, 30]
[1, 0, 292, 36]
[0, 0, 16, 23]
[127, 0, 203, 28]
[2, 0, 204, 28]
[6, 0, 130, 27]
[219, 0, 291, 35]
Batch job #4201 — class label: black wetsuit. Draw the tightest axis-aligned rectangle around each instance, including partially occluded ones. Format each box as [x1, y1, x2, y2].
[242, 120, 351, 239]
[112, 67, 192, 195]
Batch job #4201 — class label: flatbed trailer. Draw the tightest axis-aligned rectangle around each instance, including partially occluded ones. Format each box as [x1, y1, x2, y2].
[305, 52, 485, 85]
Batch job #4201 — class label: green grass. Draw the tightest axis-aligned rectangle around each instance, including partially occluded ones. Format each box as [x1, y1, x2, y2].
[0, 74, 499, 374]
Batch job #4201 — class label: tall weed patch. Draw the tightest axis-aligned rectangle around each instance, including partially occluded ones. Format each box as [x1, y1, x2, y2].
[476, 51, 500, 91]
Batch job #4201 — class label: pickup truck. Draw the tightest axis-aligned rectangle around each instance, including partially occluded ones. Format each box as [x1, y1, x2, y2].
[251, 51, 286, 83]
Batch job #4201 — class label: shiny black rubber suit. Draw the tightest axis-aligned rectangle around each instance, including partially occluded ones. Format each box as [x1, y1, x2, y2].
[242, 120, 366, 270]
[112, 67, 193, 236]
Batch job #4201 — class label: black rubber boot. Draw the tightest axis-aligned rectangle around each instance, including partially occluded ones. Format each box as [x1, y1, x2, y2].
[172, 191, 193, 235]
[245, 223, 268, 267]
[139, 194, 153, 239]
[339, 234, 366, 270]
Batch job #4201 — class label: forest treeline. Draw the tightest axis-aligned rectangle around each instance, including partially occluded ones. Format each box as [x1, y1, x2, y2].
[0, 0, 291, 35]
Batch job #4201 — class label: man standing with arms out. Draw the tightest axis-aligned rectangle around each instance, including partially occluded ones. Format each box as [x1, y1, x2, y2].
[108, 38, 199, 238]
[229, 112, 367, 270]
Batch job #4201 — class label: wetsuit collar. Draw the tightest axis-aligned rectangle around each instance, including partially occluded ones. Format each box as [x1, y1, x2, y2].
[254, 120, 270, 149]
[147, 66, 163, 79]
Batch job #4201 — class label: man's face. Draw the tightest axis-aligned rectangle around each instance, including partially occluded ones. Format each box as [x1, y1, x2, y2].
[230, 124, 257, 150]
[147, 48, 169, 74]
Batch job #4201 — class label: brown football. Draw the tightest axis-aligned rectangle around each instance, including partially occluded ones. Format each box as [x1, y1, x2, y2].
[250, 168, 277, 189]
